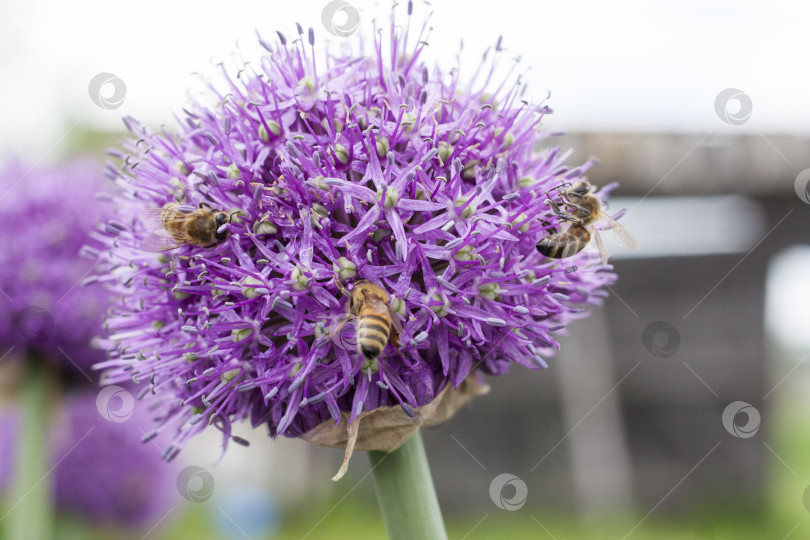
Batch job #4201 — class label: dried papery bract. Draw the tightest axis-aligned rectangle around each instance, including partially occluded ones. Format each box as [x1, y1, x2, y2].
[302, 375, 490, 480]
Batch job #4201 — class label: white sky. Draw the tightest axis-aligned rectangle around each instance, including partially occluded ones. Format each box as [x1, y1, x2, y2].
[0, 0, 809, 160]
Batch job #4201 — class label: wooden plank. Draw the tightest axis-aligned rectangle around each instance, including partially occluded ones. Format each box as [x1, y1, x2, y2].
[549, 133, 807, 195]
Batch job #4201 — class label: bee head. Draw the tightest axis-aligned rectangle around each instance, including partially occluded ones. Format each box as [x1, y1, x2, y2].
[214, 212, 229, 241]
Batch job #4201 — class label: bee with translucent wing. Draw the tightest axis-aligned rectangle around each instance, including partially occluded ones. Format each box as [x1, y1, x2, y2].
[536, 181, 639, 264]
[140, 202, 237, 251]
[331, 278, 404, 374]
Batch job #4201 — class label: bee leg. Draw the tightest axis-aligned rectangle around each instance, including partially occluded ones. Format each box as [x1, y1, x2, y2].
[546, 198, 585, 225]
[333, 275, 351, 298]
[546, 198, 574, 220]
[198, 201, 212, 210]
[564, 215, 585, 225]
[545, 197, 565, 215]
[546, 182, 572, 195]
[561, 200, 590, 216]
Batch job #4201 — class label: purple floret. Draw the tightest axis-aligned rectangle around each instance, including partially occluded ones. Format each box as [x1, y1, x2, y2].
[0, 160, 111, 379]
[92, 6, 617, 459]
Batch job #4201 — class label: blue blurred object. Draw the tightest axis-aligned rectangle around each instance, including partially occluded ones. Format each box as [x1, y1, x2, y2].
[213, 485, 279, 539]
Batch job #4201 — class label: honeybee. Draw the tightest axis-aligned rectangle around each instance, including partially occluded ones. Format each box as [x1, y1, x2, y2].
[536, 181, 638, 263]
[332, 278, 403, 373]
[141, 202, 236, 251]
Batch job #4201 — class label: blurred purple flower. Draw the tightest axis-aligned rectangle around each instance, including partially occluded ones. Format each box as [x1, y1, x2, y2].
[93, 6, 618, 460]
[0, 160, 110, 379]
[0, 392, 176, 529]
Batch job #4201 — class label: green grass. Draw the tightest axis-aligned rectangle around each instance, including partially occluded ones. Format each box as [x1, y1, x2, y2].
[161, 498, 797, 540]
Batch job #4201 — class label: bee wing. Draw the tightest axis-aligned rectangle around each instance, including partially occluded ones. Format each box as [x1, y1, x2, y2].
[140, 206, 199, 252]
[364, 296, 392, 321]
[142, 230, 190, 252]
[140, 204, 197, 227]
[388, 307, 404, 335]
[362, 295, 401, 341]
[386, 307, 404, 350]
[593, 211, 639, 250]
[592, 230, 609, 265]
[139, 208, 165, 229]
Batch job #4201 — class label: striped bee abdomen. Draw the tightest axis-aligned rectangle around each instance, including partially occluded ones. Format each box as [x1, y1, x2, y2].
[536, 224, 591, 259]
[357, 313, 391, 359]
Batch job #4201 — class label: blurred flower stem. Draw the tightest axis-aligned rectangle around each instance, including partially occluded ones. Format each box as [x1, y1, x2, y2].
[6, 355, 55, 540]
[369, 431, 448, 540]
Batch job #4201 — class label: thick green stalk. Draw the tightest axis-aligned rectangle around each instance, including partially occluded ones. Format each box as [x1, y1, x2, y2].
[5, 356, 54, 540]
[369, 431, 448, 540]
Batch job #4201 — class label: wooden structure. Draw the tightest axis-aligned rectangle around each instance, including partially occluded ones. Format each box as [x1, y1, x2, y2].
[420, 132, 810, 516]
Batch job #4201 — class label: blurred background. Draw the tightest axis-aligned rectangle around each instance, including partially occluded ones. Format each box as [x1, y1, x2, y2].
[1, 0, 810, 538]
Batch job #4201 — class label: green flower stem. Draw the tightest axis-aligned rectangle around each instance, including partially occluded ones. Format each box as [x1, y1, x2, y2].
[369, 431, 448, 540]
[6, 356, 55, 540]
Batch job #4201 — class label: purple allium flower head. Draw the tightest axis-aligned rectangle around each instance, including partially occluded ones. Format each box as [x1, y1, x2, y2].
[0, 393, 176, 528]
[0, 160, 110, 378]
[93, 5, 618, 459]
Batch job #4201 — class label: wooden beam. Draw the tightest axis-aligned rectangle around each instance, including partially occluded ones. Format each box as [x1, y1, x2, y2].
[549, 133, 807, 196]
